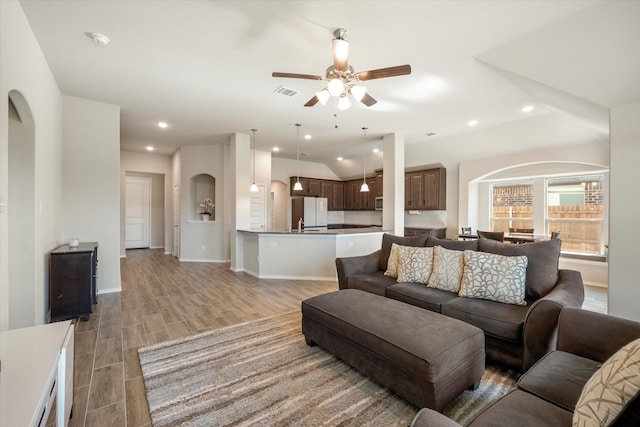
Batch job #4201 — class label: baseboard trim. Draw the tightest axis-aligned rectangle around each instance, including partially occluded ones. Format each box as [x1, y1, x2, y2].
[584, 281, 608, 289]
[98, 287, 122, 295]
[178, 258, 228, 263]
[254, 273, 337, 281]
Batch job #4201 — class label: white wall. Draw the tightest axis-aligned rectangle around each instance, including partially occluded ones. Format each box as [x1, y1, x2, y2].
[62, 96, 121, 294]
[271, 157, 341, 184]
[120, 151, 172, 256]
[0, 0, 63, 329]
[609, 101, 640, 321]
[179, 145, 227, 262]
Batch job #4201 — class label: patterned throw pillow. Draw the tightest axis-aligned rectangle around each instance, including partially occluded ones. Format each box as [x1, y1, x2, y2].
[396, 246, 434, 284]
[426, 246, 465, 292]
[573, 337, 640, 427]
[384, 243, 402, 278]
[459, 250, 528, 306]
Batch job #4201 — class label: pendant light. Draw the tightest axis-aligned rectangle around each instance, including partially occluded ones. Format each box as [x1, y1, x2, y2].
[249, 129, 258, 192]
[360, 127, 369, 192]
[293, 123, 303, 191]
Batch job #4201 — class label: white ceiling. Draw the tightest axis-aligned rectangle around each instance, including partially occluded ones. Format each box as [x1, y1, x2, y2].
[18, 1, 640, 171]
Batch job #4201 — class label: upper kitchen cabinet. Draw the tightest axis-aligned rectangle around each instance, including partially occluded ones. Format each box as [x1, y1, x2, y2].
[289, 177, 323, 197]
[329, 182, 344, 211]
[405, 167, 446, 210]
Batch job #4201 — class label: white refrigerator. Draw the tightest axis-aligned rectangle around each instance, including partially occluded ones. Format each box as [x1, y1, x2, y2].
[291, 197, 328, 229]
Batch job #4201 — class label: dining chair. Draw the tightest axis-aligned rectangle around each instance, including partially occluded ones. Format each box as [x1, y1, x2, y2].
[509, 227, 534, 234]
[551, 231, 561, 240]
[477, 230, 504, 242]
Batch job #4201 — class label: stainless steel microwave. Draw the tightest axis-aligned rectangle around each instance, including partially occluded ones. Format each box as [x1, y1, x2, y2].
[375, 197, 383, 210]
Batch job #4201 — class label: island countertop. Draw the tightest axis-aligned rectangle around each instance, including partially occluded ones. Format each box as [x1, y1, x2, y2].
[237, 227, 385, 235]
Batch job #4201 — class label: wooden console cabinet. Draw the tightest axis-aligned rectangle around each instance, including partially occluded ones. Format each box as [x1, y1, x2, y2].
[49, 242, 98, 322]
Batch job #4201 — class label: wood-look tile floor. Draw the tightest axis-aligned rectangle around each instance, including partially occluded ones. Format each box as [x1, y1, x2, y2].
[59, 249, 607, 427]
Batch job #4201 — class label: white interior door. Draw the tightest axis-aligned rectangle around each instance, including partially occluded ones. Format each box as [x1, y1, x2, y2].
[250, 184, 267, 230]
[125, 176, 151, 249]
[173, 185, 180, 258]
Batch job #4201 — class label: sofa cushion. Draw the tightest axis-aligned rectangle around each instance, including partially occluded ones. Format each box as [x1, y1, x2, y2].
[478, 236, 561, 300]
[346, 272, 396, 296]
[573, 337, 640, 427]
[384, 243, 402, 278]
[518, 350, 601, 412]
[426, 236, 478, 251]
[468, 390, 573, 427]
[386, 282, 458, 313]
[380, 233, 428, 271]
[427, 246, 465, 293]
[396, 246, 434, 284]
[442, 296, 529, 342]
[459, 250, 528, 306]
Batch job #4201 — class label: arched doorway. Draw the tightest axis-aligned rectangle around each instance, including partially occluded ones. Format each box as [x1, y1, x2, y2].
[5, 91, 36, 329]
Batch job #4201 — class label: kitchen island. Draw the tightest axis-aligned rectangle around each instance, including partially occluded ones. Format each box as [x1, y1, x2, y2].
[238, 227, 384, 280]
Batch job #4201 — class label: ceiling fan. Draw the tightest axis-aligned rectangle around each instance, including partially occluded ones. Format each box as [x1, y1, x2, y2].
[272, 28, 411, 110]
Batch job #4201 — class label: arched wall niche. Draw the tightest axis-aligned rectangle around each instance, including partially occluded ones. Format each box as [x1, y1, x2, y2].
[6, 90, 37, 329]
[190, 173, 215, 221]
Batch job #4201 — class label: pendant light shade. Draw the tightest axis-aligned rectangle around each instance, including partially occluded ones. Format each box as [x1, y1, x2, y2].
[250, 129, 259, 192]
[294, 123, 303, 191]
[360, 127, 369, 192]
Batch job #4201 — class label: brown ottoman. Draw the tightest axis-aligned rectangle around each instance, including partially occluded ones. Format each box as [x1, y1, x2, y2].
[301, 289, 485, 411]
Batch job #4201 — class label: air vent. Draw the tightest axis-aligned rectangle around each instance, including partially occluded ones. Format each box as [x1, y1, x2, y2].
[300, 152, 311, 156]
[273, 86, 299, 97]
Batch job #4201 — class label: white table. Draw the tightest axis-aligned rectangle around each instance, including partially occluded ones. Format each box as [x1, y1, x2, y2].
[0, 321, 74, 427]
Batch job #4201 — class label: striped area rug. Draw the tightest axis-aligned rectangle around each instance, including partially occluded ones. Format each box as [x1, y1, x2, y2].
[138, 311, 517, 426]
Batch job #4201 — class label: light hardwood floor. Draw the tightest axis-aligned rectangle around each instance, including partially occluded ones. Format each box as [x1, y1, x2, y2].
[63, 248, 607, 427]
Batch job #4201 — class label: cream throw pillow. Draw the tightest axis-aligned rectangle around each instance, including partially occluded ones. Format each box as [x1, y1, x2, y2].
[573, 337, 640, 427]
[396, 246, 434, 284]
[459, 251, 528, 306]
[384, 243, 402, 278]
[426, 246, 465, 292]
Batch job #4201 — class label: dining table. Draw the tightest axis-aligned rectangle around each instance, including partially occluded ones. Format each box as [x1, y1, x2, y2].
[458, 232, 550, 244]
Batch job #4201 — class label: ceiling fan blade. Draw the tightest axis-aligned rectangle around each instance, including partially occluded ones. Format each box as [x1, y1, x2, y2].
[272, 72, 323, 80]
[332, 38, 349, 72]
[304, 96, 319, 107]
[356, 64, 412, 81]
[360, 93, 378, 107]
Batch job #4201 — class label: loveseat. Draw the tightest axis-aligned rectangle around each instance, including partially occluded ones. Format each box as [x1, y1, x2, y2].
[411, 307, 640, 426]
[335, 233, 585, 372]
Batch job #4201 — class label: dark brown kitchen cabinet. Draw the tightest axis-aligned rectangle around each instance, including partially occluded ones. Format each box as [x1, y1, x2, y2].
[307, 179, 322, 196]
[330, 182, 344, 210]
[375, 173, 383, 197]
[50, 242, 98, 322]
[404, 228, 446, 238]
[405, 167, 446, 210]
[321, 181, 333, 199]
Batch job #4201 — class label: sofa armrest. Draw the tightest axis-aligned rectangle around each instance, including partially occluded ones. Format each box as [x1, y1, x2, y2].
[557, 306, 640, 363]
[411, 408, 462, 427]
[522, 269, 585, 371]
[335, 250, 381, 290]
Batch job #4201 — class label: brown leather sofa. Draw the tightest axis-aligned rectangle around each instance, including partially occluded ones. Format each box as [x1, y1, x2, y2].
[410, 307, 640, 426]
[335, 233, 585, 372]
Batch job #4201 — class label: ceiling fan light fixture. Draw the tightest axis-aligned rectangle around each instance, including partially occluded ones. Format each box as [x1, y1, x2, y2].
[350, 85, 367, 101]
[337, 94, 351, 110]
[328, 78, 345, 96]
[316, 89, 330, 105]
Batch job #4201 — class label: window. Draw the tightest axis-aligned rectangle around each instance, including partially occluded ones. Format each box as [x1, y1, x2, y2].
[491, 182, 534, 233]
[546, 175, 604, 255]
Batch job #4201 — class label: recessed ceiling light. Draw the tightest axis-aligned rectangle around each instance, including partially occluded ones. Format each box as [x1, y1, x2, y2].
[373, 148, 379, 153]
[86, 32, 110, 46]
[157, 122, 168, 128]
[304, 134, 312, 140]
[337, 157, 343, 161]
[467, 120, 479, 127]
[272, 147, 280, 152]
[521, 105, 535, 113]
[146, 146, 154, 151]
